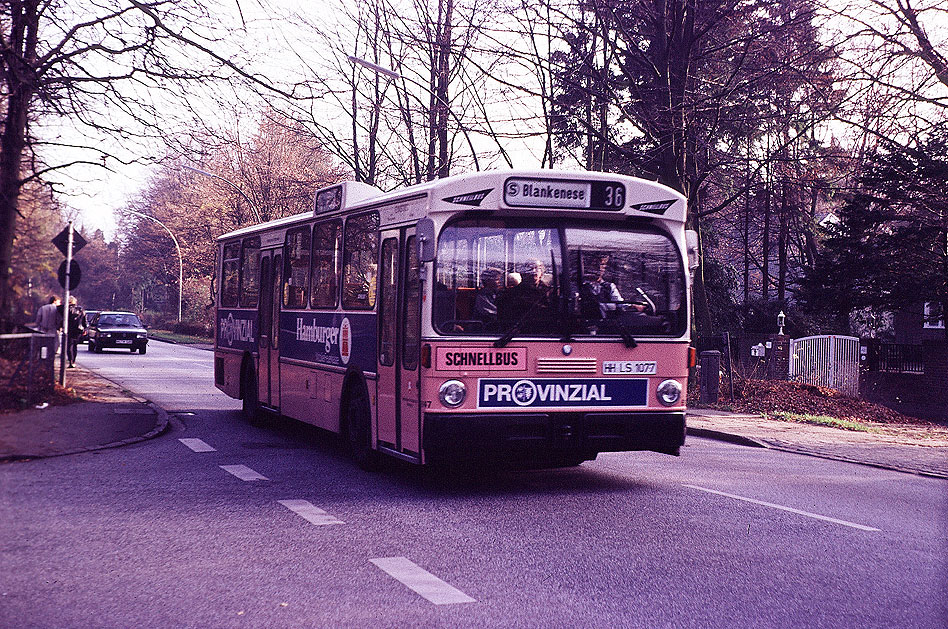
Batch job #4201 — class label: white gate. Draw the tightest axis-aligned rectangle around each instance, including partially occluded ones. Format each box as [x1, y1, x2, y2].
[789, 335, 861, 397]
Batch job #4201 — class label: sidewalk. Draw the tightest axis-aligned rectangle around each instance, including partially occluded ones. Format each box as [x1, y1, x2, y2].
[688, 408, 948, 479]
[0, 365, 167, 461]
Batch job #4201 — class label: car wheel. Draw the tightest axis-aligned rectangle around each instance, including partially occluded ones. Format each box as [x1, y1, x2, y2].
[139, 346, 147, 354]
[94, 342, 103, 354]
[346, 385, 380, 471]
[87, 341, 94, 352]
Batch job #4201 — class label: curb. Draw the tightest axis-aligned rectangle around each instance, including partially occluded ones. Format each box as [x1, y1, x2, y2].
[687, 426, 767, 448]
[0, 403, 169, 463]
[688, 425, 948, 480]
[0, 364, 171, 462]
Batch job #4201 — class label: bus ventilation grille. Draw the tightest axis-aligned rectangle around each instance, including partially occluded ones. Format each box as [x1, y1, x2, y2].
[536, 358, 598, 374]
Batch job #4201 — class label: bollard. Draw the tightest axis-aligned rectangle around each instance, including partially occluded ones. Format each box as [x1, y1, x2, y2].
[699, 350, 721, 404]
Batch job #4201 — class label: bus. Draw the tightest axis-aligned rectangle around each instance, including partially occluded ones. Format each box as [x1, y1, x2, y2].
[214, 170, 698, 468]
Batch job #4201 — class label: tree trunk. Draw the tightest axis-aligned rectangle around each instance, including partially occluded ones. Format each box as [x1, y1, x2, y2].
[0, 0, 40, 328]
[777, 179, 788, 302]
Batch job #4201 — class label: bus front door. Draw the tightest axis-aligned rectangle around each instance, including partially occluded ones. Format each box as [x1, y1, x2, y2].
[377, 229, 421, 457]
[257, 251, 282, 410]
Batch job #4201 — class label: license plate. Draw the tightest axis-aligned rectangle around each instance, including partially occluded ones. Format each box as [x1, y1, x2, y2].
[116, 339, 133, 344]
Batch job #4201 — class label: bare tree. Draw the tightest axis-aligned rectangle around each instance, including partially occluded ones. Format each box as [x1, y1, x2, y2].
[0, 0, 297, 327]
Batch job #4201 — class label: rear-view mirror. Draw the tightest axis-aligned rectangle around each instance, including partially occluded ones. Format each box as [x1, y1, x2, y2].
[417, 218, 436, 262]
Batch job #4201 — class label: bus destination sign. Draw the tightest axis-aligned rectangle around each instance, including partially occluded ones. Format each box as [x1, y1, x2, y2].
[503, 177, 626, 211]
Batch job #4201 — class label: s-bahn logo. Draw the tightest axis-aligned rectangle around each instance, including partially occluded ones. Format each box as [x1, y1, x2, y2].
[220, 312, 255, 347]
[478, 378, 647, 408]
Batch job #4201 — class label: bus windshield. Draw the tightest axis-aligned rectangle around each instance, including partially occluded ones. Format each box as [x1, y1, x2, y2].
[433, 219, 686, 338]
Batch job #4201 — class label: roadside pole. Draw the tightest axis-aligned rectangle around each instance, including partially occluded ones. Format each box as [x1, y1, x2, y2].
[59, 222, 74, 386]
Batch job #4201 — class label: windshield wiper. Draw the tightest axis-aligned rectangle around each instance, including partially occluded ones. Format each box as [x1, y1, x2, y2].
[493, 294, 544, 348]
[616, 321, 638, 348]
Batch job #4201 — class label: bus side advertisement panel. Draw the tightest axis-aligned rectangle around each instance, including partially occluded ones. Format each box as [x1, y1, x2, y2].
[217, 309, 258, 352]
[280, 311, 377, 373]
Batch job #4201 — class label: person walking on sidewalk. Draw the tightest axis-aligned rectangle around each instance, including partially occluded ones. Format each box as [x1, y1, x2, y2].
[63, 296, 87, 368]
[34, 295, 62, 354]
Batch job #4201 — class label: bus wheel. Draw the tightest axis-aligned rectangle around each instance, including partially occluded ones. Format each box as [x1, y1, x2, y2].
[242, 366, 260, 424]
[346, 387, 380, 471]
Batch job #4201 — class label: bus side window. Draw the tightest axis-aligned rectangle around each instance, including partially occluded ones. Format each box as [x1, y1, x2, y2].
[284, 226, 310, 309]
[221, 242, 240, 307]
[239, 237, 260, 308]
[342, 212, 379, 310]
[311, 220, 342, 309]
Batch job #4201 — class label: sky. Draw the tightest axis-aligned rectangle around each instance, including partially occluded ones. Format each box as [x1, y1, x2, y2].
[39, 0, 948, 241]
[42, 0, 326, 241]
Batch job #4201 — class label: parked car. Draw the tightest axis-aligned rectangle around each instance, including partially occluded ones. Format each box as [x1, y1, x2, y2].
[78, 310, 99, 343]
[87, 311, 148, 354]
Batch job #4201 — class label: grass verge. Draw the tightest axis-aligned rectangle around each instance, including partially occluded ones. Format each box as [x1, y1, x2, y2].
[767, 411, 878, 432]
[149, 330, 213, 345]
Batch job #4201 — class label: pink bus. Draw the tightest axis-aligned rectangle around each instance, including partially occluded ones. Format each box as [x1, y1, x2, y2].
[214, 170, 697, 468]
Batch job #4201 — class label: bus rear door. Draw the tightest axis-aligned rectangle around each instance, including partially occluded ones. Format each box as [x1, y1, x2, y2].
[257, 251, 282, 410]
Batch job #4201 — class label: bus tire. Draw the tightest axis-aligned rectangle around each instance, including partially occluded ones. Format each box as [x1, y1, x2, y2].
[241, 364, 260, 424]
[346, 385, 380, 471]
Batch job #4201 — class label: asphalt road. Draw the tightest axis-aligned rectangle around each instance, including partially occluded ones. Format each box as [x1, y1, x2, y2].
[1, 341, 945, 627]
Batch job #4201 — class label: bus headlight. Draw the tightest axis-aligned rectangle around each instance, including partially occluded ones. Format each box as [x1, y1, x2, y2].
[438, 380, 467, 408]
[657, 380, 682, 406]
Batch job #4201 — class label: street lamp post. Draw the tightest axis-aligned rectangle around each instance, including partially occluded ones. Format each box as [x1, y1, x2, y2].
[123, 209, 183, 323]
[182, 165, 262, 223]
[346, 55, 480, 175]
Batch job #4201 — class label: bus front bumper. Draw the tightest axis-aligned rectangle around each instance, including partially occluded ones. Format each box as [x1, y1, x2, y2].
[422, 411, 685, 465]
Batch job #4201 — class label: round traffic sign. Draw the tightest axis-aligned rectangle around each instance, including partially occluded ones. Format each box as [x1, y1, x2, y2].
[57, 260, 81, 290]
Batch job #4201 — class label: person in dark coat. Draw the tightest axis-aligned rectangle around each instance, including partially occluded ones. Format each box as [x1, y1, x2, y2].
[63, 296, 87, 368]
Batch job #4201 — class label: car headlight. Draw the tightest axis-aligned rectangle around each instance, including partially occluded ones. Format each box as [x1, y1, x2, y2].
[137, 333, 146, 338]
[657, 379, 682, 406]
[438, 380, 467, 408]
[101, 333, 111, 338]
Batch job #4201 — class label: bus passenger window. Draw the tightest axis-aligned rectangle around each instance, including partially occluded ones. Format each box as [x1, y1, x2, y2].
[311, 220, 342, 308]
[284, 226, 310, 308]
[239, 237, 260, 308]
[221, 243, 240, 307]
[342, 212, 379, 310]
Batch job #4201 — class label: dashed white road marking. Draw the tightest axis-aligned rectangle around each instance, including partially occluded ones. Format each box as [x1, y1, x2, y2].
[178, 438, 216, 452]
[220, 464, 268, 481]
[685, 484, 881, 532]
[370, 557, 476, 605]
[277, 499, 345, 526]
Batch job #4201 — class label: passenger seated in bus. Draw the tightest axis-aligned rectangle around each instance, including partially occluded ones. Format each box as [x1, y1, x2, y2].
[473, 268, 502, 326]
[497, 259, 553, 326]
[581, 255, 655, 317]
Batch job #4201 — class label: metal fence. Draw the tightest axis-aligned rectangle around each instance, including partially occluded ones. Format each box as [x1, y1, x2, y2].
[0, 332, 57, 407]
[864, 342, 925, 374]
[789, 335, 861, 397]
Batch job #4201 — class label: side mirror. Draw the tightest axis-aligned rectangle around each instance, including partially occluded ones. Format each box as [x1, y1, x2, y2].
[417, 218, 436, 262]
[685, 229, 699, 271]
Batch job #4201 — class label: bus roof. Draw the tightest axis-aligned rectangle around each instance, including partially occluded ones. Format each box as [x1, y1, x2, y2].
[217, 170, 687, 242]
